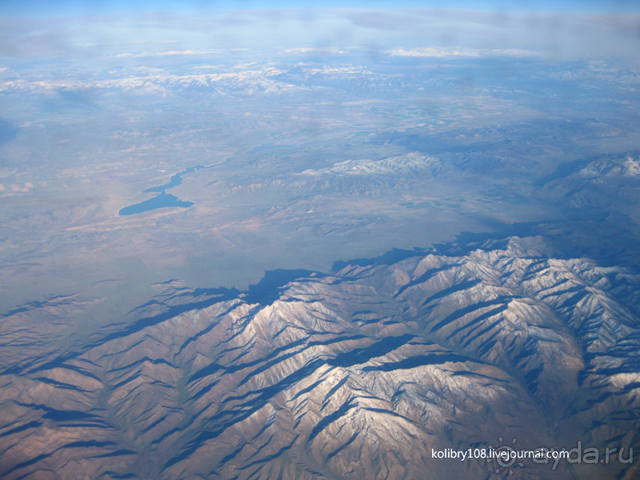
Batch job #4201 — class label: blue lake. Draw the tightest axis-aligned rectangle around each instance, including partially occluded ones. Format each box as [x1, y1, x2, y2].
[119, 167, 202, 216]
[144, 166, 202, 193]
[119, 192, 194, 216]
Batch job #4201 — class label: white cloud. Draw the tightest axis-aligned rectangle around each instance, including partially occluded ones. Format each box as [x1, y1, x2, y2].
[115, 49, 222, 58]
[283, 47, 346, 55]
[386, 47, 539, 58]
[0, 181, 33, 196]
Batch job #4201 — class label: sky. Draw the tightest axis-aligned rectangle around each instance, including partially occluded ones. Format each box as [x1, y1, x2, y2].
[0, 0, 639, 68]
[1, 0, 639, 16]
[0, 9, 637, 64]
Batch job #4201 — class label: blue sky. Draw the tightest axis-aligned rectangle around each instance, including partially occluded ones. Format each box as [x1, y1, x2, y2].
[1, 0, 639, 16]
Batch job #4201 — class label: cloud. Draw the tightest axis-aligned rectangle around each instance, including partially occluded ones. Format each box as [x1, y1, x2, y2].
[115, 49, 222, 58]
[386, 47, 540, 58]
[0, 8, 638, 65]
[346, 10, 422, 31]
[0, 181, 33, 196]
[283, 47, 346, 55]
[0, 17, 82, 58]
[343, 9, 640, 62]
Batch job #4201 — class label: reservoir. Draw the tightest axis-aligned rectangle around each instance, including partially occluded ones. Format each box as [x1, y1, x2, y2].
[143, 166, 201, 193]
[119, 192, 194, 216]
[119, 166, 201, 216]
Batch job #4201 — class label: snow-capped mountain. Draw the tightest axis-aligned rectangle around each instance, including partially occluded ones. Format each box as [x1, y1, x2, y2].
[1, 237, 639, 479]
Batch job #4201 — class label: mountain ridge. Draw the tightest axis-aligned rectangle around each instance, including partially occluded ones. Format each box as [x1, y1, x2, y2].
[1, 236, 639, 479]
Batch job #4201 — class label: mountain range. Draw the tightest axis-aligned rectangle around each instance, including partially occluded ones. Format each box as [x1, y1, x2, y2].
[1, 236, 639, 479]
